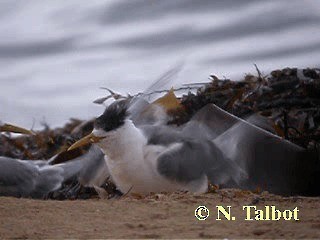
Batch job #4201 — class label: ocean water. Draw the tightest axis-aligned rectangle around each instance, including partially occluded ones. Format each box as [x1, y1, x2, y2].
[0, 0, 320, 129]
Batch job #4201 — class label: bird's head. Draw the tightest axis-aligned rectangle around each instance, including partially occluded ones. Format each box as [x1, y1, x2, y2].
[68, 100, 130, 151]
[94, 100, 129, 133]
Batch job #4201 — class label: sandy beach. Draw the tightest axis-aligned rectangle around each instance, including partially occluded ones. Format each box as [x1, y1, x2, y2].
[1, 189, 319, 239]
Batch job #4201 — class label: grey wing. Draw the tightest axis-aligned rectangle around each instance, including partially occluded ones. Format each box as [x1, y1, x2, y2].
[182, 104, 239, 140]
[128, 63, 184, 125]
[129, 99, 168, 126]
[139, 103, 241, 144]
[141, 125, 184, 146]
[0, 146, 107, 198]
[77, 145, 110, 187]
[0, 157, 65, 198]
[142, 61, 183, 99]
[0, 157, 39, 197]
[156, 140, 242, 187]
[212, 114, 320, 195]
[50, 145, 110, 188]
[182, 104, 277, 140]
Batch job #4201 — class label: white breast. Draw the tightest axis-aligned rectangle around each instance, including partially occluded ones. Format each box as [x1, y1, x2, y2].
[98, 120, 208, 194]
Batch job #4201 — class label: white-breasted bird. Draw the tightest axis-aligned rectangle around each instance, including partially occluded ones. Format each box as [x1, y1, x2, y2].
[69, 98, 242, 194]
[69, 95, 319, 196]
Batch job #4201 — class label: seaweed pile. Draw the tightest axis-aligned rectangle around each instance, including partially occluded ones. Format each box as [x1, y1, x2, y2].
[181, 67, 320, 149]
[1, 67, 319, 199]
[0, 118, 94, 161]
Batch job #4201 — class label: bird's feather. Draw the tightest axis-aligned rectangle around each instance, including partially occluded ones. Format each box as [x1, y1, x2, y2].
[0, 145, 109, 198]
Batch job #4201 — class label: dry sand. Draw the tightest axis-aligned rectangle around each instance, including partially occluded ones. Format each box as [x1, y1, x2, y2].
[0, 189, 319, 239]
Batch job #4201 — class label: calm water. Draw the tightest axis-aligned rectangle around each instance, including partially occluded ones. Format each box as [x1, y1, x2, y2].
[1, 0, 320, 129]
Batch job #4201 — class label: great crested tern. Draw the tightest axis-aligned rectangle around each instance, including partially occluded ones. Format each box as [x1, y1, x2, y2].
[2, 62, 319, 197]
[68, 95, 243, 195]
[0, 122, 109, 198]
[69, 93, 319, 196]
[0, 65, 183, 198]
[0, 145, 109, 198]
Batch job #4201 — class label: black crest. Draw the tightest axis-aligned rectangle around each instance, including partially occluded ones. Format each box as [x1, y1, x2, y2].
[94, 100, 129, 132]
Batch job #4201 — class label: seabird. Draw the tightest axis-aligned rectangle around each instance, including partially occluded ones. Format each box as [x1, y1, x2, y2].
[0, 123, 109, 198]
[2, 62, 319, 197]
[0, 64, 184, 198]
[0, 146, 109, 198]
[69, 95, 320, 196]
[68, 96, 244, 194]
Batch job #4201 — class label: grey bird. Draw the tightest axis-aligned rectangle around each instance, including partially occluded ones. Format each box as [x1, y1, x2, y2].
[0, 145, 109, 198]
[0, 64, 183, 199]
[69, 96, 319, 196]
[0, 122, 109, 198]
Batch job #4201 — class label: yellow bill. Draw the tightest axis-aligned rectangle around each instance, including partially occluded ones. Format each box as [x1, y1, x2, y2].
[0, 123, 35, 135]
[68, 132, 105, 151]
